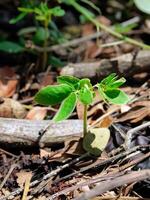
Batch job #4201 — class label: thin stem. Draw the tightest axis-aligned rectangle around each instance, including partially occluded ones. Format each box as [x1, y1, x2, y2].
[42, 20, 48, 70]
[83, 104, 88, 136]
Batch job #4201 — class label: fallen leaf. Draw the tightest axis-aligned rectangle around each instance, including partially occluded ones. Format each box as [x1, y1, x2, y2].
[83, 128, 110, 156]
[76, 101, 84, 119]
[0, 66, 18, 97]
[116, 101, 150, 123]
[0, 98, 26, 118]
[26, 107, 47, 120]
[16, 171, 32, 189]
[100, 115, 113, 128]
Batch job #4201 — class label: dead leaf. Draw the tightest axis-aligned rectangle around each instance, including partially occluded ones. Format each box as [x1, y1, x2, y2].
[116, 101, 150, 123]
[76, 101, 84, 119]
[26, 107, 47, 120]
[83, 128, 110, 156]
[100, 115, 113, 128]
[37, 72, 55, 87]
[16, 171, 32, 189]
[0, 66, 18, 97]
[0, 98, 26, 118]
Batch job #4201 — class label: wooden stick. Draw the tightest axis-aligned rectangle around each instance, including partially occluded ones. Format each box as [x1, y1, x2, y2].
[61, 50, 150, 80]
[0, 118, 82, 147]
[74, 170, 150, 200]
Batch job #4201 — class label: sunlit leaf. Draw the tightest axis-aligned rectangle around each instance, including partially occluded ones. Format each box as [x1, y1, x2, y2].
[83, 128, 110, 156]
[78, 86, 93, 105]
[57, 75, 80, 89]
[34, 84, 73, 106]
[79, 78, 92, 89]
[107, 77, 126, 89]
[100, 73, 117, 86]
[53, 92, 77, 122]
[103, 89, 130, 105]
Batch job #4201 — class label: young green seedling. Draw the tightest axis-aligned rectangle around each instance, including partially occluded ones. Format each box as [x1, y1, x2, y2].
[35, 74, 129, 156]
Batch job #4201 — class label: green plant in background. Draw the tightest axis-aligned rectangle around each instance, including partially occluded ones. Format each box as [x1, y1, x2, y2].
[11, 2, 65, 69]
[35, 73, 129, 156]
[0, 0, 150, 70]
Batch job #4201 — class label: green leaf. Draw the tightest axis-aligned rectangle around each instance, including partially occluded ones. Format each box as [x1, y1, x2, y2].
[78, 86, 93, 105]
[48, 56, 65, 68]
[103, 89, 129, 105]
[35, 15, 46, 21]
[114, 23, 137, 34]
[18, 7, 34, 13]
[34, 27, 49, 43]
[9, 12, 27, 24]
[107, 77, 126, 89]
[34, 84, 73, 106]
[79, 78, 92, 89]
[100, 73, 117, 86]
[57, 75, 80, 88]
[83, 128, 110, 156]
[0, 41, 24, 53]
[51, 6, 65, 17]
[53, 92, 77, 122]
[134, 0, 150, 14]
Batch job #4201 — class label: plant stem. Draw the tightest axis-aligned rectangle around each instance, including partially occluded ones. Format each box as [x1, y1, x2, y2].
[42, 20, 48, 70]
[83, 104, 88, 136]
[71, 1, 150, 50]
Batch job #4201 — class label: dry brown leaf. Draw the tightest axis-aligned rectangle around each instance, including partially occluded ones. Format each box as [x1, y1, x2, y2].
[96, 16, 111, 26]
[76, 101, 84, 119]
[81, 23, 94, 36]
[116, 107, 150, 123]
[0, 98, 26, 118]
[0, 66, 18, 97]
[16, 171, 32, 189]
[26, 107, 47, 120]
[40, 73, 54, 87]
[100, 116, 113, 128]
[132, 101, 150, 107]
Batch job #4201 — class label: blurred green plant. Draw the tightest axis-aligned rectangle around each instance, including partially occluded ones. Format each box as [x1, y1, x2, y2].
[10, 2, 65, 69]
[0, 0, 150, 71]
[35, 73, 129, 156]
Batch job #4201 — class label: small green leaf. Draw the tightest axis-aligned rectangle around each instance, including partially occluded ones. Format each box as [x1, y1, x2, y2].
[34, 27, 49, 43]
[103, 89, 129, 105]
[57, 75, 80, 88]
[107, 77, 126, 89]
[0, 41, 24, 53]
[9, 12, 27, 24]
[18, 7, 34, 13]
[134, 0, 150, 14]
[34, 84, 73, 106]
[53, 92, 77, 122]
[114, 23, 137, 34]
[79, 78, 92, 89]
[83, 128, 110, 156]
[78, 86, 93, 105]
[100, 73, 117, 86]
[51, 6, 65, 17]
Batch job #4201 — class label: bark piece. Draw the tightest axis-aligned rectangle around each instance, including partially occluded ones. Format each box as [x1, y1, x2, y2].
[61, 50, 150, 80]
[0, 118, 83, 147]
